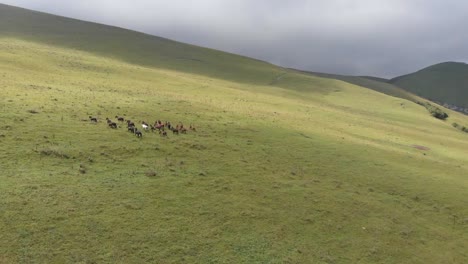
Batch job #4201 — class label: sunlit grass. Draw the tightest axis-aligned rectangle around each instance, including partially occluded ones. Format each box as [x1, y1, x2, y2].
[0, 35, 467, 264]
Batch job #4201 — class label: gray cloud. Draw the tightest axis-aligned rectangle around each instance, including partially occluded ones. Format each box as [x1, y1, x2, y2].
[3, 0, 468, 78]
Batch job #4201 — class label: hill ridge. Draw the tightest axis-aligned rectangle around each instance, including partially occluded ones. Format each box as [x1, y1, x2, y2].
[0, 3, 289, 88]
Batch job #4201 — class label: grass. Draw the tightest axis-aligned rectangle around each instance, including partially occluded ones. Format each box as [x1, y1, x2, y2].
[292, 69, 420, 103]
[0, 3, 286, 87]
[1, 4, 468, 263]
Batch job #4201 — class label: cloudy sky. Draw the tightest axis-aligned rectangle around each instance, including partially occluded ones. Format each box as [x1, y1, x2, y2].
[3, 0, 468, 78]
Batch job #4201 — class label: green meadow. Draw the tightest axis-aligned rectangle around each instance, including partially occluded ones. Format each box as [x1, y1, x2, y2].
[1, 4, 467, 263]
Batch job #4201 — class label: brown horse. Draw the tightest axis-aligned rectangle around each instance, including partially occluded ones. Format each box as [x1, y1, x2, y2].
[108, 122, 117, 129]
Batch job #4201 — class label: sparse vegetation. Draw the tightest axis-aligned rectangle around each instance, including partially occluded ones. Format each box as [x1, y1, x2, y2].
[145, 170, 157, 177]
[452, 122, 468, 133]
[417, 101, 449, 120]
[38, 148, 70, 159]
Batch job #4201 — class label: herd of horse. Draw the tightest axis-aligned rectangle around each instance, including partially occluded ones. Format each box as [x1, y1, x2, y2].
[89, 115, 196, 138]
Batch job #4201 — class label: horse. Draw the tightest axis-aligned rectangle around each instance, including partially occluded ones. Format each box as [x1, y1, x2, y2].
[135, 129, 143, 138]
[142, 121, 149, 131]
[126, 120, 135, 128]
[108, 122, 117, 129]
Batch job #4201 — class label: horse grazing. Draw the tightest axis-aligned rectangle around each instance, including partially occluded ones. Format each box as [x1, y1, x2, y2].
[128, 126, 136, 133]
[159, 130, 167, 137]
[115, 116, 125, 122]
[189, 124, 196, 131]
[126, 120, 135, 128]
[89, 116, 98, 122]
[154, 123, 164, 131]
[135, 129, 143, 138]
[142, 121, 149, 131]
[108, 122, 117, 129]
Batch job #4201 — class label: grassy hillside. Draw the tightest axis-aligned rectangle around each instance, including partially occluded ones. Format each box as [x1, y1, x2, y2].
[390, 62, 468, 109]
[0, 3, 288, 87]
[292, 69, 419, 102]
[1, 4, 468, 263]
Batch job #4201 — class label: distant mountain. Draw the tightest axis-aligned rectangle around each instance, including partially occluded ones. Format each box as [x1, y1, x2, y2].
[390, 62, 468, 113]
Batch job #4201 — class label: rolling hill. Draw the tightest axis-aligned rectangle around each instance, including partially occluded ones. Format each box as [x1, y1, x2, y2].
[390, 62, 468, 113]
[1, 3, 467, 263]
[291, 69, 420, 103]
[0, 3, 287, 88]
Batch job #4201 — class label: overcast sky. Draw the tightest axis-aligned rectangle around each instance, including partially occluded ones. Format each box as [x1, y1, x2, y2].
[3, 0, 468, 78]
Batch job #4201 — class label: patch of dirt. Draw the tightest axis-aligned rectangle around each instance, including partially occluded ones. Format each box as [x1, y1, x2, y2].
[412, 145, 430, 151]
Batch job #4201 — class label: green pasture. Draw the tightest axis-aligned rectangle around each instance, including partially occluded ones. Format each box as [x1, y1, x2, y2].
[0, 4, 467, 263]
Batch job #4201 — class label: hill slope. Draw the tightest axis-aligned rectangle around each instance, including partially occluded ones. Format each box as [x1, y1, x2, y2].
[291, 69, 420, 102]
[390, 62, 468, 112]
[0, 3, 287, 88]
[1, 3, 468, 263]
